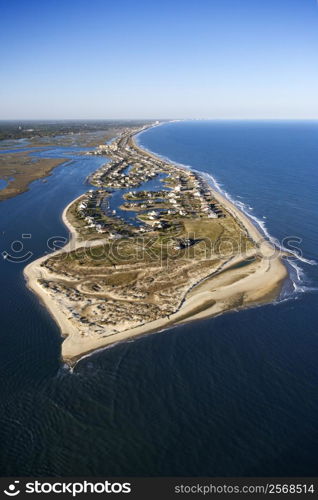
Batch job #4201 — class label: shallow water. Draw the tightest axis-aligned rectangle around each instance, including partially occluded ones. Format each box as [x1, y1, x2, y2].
[0, 122, 318, 476]
[0, 179, 8, 191]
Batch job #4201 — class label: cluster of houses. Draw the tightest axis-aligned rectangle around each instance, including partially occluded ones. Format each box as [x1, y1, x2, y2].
[76, 190, 123, 237]
[90, 128, 166, 190]
[91, 152, 160, 190]
[81, 127, 226, 240]
[133, 170, 224, 223]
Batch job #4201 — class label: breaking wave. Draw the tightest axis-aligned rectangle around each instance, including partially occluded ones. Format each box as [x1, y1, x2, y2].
[195, 170, 317, 298]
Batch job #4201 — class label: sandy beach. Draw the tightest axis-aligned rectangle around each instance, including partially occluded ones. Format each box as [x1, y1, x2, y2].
[24, 127, 288, 365]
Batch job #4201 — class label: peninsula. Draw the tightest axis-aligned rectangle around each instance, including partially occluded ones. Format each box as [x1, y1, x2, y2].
[24, 123, 288, 364]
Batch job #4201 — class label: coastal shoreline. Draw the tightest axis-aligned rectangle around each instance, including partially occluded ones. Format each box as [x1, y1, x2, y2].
[24, 124, 288, 365]
[0, 155, 68, 202]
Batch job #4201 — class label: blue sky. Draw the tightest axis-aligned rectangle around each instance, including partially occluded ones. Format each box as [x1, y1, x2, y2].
[1, 0, 318, 119]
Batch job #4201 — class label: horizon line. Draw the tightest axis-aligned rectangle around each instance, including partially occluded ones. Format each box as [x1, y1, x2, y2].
[1, 117, 318, 122]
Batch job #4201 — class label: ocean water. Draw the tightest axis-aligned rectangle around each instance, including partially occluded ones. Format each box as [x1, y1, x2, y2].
[0, 179, 8, 191]
[0, 122, 318, 476]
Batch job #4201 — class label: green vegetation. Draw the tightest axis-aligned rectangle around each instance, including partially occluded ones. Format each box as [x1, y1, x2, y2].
[0, 120, 151, 142]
